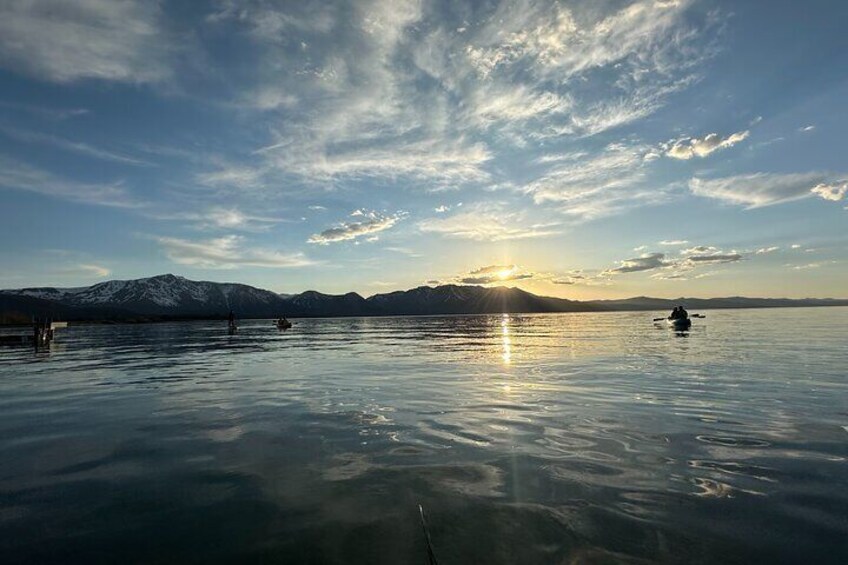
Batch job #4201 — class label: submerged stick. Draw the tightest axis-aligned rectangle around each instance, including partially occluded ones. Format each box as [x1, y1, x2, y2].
[418, 504, 439, 565]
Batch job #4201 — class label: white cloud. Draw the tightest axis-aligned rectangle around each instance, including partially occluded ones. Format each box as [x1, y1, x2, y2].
[156, 235, 314, 269]
[810, 182, 847, 202]
[205, 0, 718, 200]
[434, 205, 451, 213]
[0, 0, 172, 83]
[689, 172, 846, 208]
[309, 211, 406, 244]
[524, 143, 667, 220]
[755, 246, 780, 254]
[1, 126, 150, 166]
[0, 155, 139, 208]
[665, 130, 749, 159]
[799, 125, 815, 132]
[418, 203, 561, 241]
[659, 239, 688, 246]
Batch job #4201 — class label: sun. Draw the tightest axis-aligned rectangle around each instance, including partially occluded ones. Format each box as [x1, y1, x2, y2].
[497, 267, 515, 280]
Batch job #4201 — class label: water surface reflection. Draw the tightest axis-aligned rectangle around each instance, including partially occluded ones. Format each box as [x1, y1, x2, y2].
[1, 308, 846, 564]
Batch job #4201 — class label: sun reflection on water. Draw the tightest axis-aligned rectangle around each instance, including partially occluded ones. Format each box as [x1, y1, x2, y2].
[501, 314, 511, 365]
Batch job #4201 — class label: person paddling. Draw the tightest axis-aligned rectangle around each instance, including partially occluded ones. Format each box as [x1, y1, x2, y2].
[669, 306, 689, 320]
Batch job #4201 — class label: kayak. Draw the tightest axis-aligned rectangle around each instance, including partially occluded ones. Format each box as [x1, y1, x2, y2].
[667, 317, 691, 331]
[275, 321, 292, 330]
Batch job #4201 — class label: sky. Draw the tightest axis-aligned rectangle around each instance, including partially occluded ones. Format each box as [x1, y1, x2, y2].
[0, 0, 846, 300]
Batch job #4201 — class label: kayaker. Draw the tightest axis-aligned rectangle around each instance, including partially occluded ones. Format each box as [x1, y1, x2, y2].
[677, 305, 689, 319]
[669, 306, 680, 319]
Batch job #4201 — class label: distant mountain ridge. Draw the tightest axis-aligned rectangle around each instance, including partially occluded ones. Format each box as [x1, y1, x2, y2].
[2, 274, 847, 323]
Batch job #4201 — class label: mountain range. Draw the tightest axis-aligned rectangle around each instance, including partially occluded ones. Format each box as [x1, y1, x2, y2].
[1, 274, 847, 323]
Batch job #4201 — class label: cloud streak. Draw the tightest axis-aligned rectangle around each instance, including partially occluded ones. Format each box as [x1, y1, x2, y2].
[156, 235, 315, 269]
[418, 203, 561, 241]
[0, 155, 140, 207]
[690, 172, 847, 208]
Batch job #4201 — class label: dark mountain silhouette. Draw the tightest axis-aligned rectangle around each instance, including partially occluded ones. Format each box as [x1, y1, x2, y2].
[2, 274, 847, 323]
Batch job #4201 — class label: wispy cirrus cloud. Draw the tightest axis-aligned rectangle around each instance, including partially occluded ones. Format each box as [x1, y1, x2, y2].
[197, 0, 718, 210]
[523, 143, 670, 220]
[0, 155, 140, 208]
[156, 235, 314, 269]
[309, 210, 406, 245]
[151, 207, 284, 232]
[690, 172, 848, 208]
[0, 0, 173, 83]
[418, 203, 561, 241]
[1, 126, 151, 166]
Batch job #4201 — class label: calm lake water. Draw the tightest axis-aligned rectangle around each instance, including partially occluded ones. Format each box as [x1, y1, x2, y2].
[1, 308, 847, 564]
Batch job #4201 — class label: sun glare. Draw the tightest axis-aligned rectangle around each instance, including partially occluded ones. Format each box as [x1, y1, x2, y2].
[497, 268, 514, 280]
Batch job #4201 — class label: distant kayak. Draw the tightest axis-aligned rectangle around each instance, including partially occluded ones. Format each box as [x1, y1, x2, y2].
[275, 320, 292, 330]
[667, 317, 691, 330]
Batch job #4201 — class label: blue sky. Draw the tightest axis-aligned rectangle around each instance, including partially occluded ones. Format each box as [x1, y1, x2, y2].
[0, 0, 846, 299]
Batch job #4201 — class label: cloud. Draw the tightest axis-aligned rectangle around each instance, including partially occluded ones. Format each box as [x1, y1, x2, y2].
[418, 203, 561, 241]
[434, 205, 451, 213]
[755, 246, 780, 254]
[689, 172, 847, 207]
[309, 211, 406, 244]
[810, 182, 847, 202]
[0, 0, 172, 83]
[550, 271, 594, 285]
[665, 130, 749, 159]
[0, 100, 89, 120]
[54, 263, 111, 278]
[604, 244, 746, 279]
[685, 252, 742, 264]
[799, 125, 815, 132]
[156, 235, 314, 269]
[195, 163, 268, 190]
[0, 126, 151, 166]
[789, 261, 837, 270]
[0, 155, 140, 208]
[204, 0, 718, 201]
[603, 252, 669, 274]
[457, 265, 534, 285]
[659, 239, 688, 246]
[523, 143, 667, 220]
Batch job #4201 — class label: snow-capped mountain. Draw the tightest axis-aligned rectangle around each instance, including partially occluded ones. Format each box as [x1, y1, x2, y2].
[2, 274, 288, 317]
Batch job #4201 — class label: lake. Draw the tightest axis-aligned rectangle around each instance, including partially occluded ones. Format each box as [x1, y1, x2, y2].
[1, 308, 846, 564]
